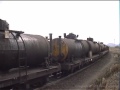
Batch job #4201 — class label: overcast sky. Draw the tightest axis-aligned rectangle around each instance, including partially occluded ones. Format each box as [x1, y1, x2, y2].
[0, 1, 119, 45]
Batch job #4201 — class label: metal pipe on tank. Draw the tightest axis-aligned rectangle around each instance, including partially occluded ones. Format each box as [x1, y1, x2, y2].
[59, 36, 61, 57]
[49, 33, 52, 56]
[64, 33, 66, 38]
[89, 50, 92, 59]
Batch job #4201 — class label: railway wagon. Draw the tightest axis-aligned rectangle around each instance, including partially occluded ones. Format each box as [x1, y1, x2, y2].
[0, 19, 61, 89]
[52, 33, 109, 72]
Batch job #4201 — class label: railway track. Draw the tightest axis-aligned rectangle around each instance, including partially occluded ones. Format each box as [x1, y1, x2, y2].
[35, 54, 107, 90]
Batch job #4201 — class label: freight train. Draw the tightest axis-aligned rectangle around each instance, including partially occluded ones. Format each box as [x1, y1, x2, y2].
[0, 19, 109, 90]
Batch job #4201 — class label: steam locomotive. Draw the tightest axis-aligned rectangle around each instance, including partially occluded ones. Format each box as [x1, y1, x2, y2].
[0, 19, 109, 89]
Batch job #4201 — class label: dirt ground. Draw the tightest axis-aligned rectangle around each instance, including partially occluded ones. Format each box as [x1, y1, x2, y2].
[101, 47, 120, 90]
[87, 47, 120, 90]
[38, 47, 120, 90]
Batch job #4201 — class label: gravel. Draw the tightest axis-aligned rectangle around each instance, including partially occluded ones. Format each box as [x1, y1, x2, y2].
[37, 50, 117, 90]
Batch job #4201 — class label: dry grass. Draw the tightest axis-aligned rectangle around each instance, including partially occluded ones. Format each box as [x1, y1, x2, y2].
[88, 64, 120, 89]
[87, 47, 120, 90]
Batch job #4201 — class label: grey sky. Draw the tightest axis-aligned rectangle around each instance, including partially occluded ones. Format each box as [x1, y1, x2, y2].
[0, 1, 119, 45]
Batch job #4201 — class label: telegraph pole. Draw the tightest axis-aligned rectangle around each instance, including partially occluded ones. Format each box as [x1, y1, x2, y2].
[114, 39, 115, 47]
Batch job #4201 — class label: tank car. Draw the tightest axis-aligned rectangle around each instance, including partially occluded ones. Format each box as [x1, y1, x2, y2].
[0, 19, 61, 90]
[0, 19, 50, 71]
[79, 40, 99, 57]
[99, 42, 105, 51]
[87, 38, 100, 55]
[52, 37, 83, 62]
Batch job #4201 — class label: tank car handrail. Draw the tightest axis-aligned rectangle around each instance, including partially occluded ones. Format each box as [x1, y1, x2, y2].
[9, 30, 24, 34]
[75, 39, 83, 42]
[19, 35, 28, 78]
[10, 32, 28, 86]
[10, 32, 20, 74]
[0, 29, 24, 34]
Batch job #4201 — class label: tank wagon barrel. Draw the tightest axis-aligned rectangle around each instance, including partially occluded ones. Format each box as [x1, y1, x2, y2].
[80, 40, 89, 57]
[0, 19, 51, 71]
[0, 31, 50, 71]
[52, 37, 83, 62]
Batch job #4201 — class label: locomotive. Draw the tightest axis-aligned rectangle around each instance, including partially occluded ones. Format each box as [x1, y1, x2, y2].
[0, 19, 109, 90]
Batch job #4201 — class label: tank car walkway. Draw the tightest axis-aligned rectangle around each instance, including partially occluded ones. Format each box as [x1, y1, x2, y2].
[0, 65, 60, 89]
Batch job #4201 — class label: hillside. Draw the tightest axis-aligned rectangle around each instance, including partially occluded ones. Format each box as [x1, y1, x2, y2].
[107, 43, 119, 47]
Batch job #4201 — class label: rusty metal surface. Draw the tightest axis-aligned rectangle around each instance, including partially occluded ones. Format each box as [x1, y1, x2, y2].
[80, 40, 90, 56]
[0, 31, 50, 71]
[94, 42, 100, 54]
[62, 38, 83, 59]
[87, 41, 96, 54]
[21, 34, 50, 66]
[99, 43, 105, 51]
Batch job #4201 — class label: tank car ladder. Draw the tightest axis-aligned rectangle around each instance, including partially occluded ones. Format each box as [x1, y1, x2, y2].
[10, 30, 29, 89]
[18, 34, 28, 88]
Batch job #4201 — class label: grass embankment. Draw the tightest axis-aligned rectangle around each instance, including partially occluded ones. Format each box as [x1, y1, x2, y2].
[88, 47, 120, 90]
